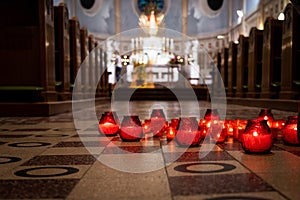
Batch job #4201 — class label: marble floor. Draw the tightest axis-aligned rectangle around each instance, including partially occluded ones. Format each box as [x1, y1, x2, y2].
[0, 100, 299, 200]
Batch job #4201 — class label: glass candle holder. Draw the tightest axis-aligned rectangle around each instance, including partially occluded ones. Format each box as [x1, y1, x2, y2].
[166, 126, 176, 141]
[281, 116, 299, 145]
[258, 108, 274, 127]
[119, 115, 143, 142]
[241, 119, 273, 153]
[208, 121, 227, 144]
[150, 109, 166, 137]
[98, 112, 120, 136]
[175, 117, 201, 147]
[270, 119, 286, 140]
[297, 112, 300, 141]
[204, 109, 220, 121]
[142, 119, 151, 134]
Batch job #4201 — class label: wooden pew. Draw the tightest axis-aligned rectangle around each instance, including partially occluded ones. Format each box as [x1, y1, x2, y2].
[221, 47, 229, 92]
[69, 17, 81, 92]
[247, 27, 263, 98]
[80, 27, 89, 97]
[280, 3, 300, 99]
[0, 0, 56, 102]
[236, 35, 249, 98]
[54, 2, 70, 100]
[261, 17, 283, 99]
[227, 42, 238, 97]
[88, 34, 95, 95]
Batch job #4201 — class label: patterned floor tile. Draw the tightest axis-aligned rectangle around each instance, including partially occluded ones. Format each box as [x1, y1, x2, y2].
[103, 146, 162, 154]
[163, 151, 234, 163]
[53, 141, 110, 147]
[21, 155, 97, 166]
[167, 160, 251, 176]
[0, 179, 79, 199]
[168, 173, 275, 196]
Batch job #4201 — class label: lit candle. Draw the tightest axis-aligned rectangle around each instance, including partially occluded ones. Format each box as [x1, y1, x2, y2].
[119, 116, 143, 142]
[270, 119, 286, 140]
[241, 119, 273, 153]
[175, 117, 201, 147]
[150, 109, 166, 137]
[142, 119, 151, 134]
[258, 108, 274, 127]
[98, 122, 119, 136]
[281, 116, 299, 145]
[166, 126, 176, 141]
[208, 121, 227, 144]
[98, 112, 120, 136]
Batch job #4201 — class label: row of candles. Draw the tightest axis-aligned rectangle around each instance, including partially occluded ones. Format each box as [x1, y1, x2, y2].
[98, 108, 299, 154]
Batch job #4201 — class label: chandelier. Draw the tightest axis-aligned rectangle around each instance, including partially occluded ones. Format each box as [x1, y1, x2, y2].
[138, 2, 164, 36]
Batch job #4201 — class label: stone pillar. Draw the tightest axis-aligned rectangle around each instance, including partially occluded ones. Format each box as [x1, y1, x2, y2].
[182, 0, 188, 35]
[261, 17, 283, 99]
[236, 35, 249, 98]
[221, 47, 229, 92]
[114, 0, 121, 34]
[247, 27, 263, 98]
[280, 3, 300, 99]
[227, 42, 238, 97]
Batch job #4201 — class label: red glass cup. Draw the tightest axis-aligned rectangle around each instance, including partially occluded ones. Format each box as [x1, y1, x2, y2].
[98, 112, 120, 136]
[150, 109, 166, 137]
[166, 126, 176, 141]
[175, 117, 201, 147]
[282, 116, 299, 145]
[119, 115, 143, 142]
[258, 108, 274, 127]
[241, 119, 273, 153]
[204, 109, 220, 121]
[208, 121, 227, 144]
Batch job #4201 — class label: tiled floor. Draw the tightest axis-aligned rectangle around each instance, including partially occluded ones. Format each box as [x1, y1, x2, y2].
[0, 100, 299, 200]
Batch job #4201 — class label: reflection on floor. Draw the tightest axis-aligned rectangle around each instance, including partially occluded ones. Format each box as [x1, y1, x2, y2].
[0, 101, 299, 199]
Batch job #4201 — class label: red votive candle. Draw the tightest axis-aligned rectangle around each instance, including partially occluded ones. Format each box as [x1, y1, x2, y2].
[204, 109, 220, 121]
[98, 112, 120, 136]
[150, 109, 166, 137]
[166, 126, 176, 141]
[175, 117, 201, 147]
[142, 119, 151, 134]
[208, 121, 227, 144]
[241, 119, 273, 153]
[119, 115, 143, 142]
[270, 119, 286, 140]
[282, 116, 299, 145]
[258, 108, 274, 127]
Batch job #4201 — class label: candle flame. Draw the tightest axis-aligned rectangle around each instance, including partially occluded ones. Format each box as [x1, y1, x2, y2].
[229, 128, 233, 132]
[294, 127, 297, 131]
[217, 134, 220, 138]
[169, 129, 174, 135]
[253, 131, 258, 137]
[207, 122, 211, 128]
[264, 116, 268, 120]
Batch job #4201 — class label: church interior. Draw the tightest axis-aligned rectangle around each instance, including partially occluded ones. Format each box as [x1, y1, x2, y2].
[0, 0, 300, 199]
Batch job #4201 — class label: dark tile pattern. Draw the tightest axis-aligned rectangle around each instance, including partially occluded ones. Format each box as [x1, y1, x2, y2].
[0, 134, 32, 138]
[21, 155, 97, 166]
[53, 141, 110, 147]
[164, 151, 234, 163]
[15, 166, 79, 178]
[12, 128, 50, 132]
[0, 179, 79, 199]
[173, 162, 237, 174]
[169, 173, 275, 196]
[103, 146, 161, 154]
